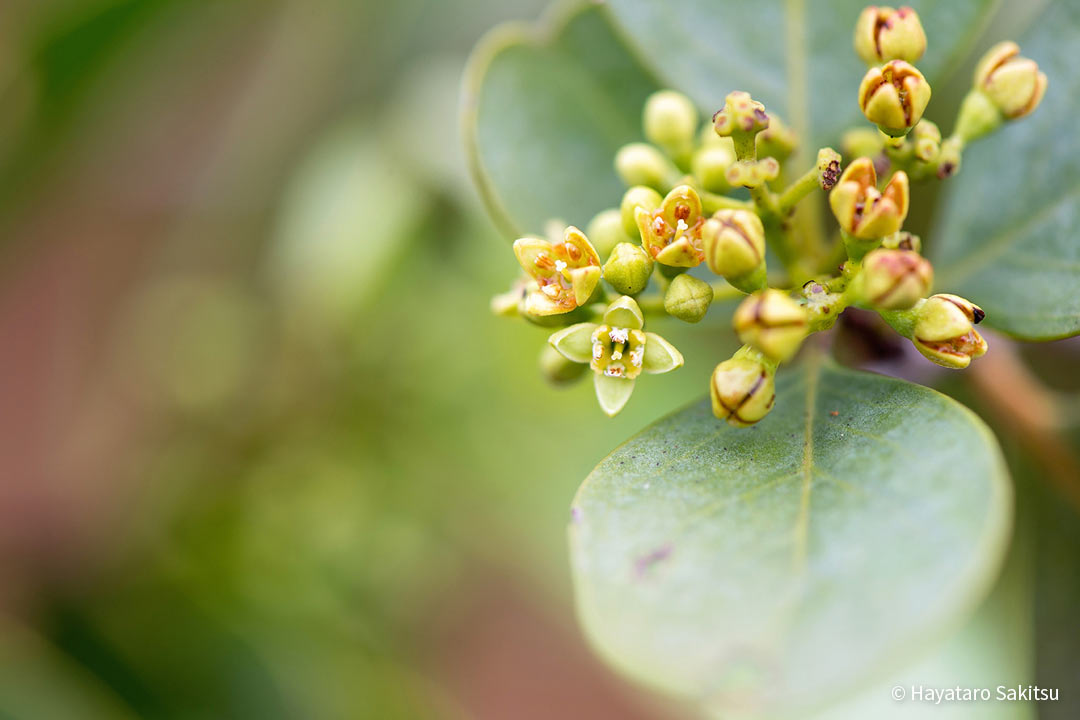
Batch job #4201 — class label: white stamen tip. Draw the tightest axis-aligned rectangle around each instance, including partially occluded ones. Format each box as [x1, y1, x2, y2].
[676, 219, 688, 232]
[609, 327, 629, 344]
[554, 260, 568, 272]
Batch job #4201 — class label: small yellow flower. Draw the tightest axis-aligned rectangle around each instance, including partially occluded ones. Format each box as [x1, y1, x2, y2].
[853, 6, 927, 65]
[855, 248, 932, 310]
[829, 157, 909, 240]
[912, 294, 988, 369]
[634, 185, 707, 267]
[711, 348, 776, 427]
[733, 289, 809, 363]
[513, 226, 601, 316]
[859, 60, 931, 136]
[974, 41, 1048, 120]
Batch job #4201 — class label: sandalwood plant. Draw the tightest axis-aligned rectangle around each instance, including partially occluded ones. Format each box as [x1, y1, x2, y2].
[467, 1, 1076, 717]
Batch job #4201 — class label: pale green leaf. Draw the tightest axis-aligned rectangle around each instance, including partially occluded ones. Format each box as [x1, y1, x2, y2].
[933, 0, 1080, 340]
[570, 357, 1011, 716]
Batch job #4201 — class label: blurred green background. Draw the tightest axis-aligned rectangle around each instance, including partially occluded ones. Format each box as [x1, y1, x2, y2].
[0, 1, 1077, 719]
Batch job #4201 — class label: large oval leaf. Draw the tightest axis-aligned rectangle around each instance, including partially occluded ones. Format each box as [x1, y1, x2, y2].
[933, 0, 1080, 340]
[569, 357, 1011, 716]
[463, 3, 660, 237]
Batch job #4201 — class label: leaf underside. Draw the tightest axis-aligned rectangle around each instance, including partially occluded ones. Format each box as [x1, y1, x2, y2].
[569, 358, 1011, 715]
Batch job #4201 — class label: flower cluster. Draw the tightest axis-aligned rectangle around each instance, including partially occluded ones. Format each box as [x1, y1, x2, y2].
[492, 6, 1045, 422]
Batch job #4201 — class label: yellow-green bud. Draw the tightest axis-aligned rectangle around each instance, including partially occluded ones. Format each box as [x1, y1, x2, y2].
[702, 209, 766, 286]
[733, 289, 809, 362]
[817, 148, 843, 191]
[620, 186, 663, 237]
[713, 91, 770, 138]
[692, 143, 736, 193]
[853, 6, 927, 65]
[644, 90, 699, 154]
[841, 127, 885, 161]
[935, 136, 963, 179]
[912, 294, 988, 369]
[974, 41, 1047, 120]
[859, 60, 931, 137]
[615, 143, 672, 189]
[829, 157, 910, 240]
[539, 344, 589, 386]
[664, 273, 713, 323]
[711, 349, 776, 427]
[756, 114, 798, 161]
[911, 120, 941, 163]
[726, 157, 780, 189]
[881, 230, 921, 253]
[854, 248, 932, 310]
[586, 209, 631, 260]
[603, 242, 654, 295]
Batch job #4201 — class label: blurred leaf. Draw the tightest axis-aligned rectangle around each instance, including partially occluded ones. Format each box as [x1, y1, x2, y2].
[933, 0, 1080, 340]
[604, 0, 996, 148]
[463, 3, 659, 237]
[569, 356, 1011, 716]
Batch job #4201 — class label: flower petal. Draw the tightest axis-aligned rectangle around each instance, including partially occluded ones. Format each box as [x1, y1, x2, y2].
[524, 290, 567, 317]
[660, 185, 702, 227]
[548, 323, 599, 363]
[641, 332, 684, 374]
[563, 226, 601, 268]
[513, 237, 555, 279]
[655, 237, 702, 267]
[603, 296, 644, 330]
[594, 374, 635, 417]
[571, 265, 601, 306]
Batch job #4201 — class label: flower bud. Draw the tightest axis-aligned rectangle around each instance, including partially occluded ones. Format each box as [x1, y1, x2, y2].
[725, 157, 780, 189]
[713, 91, 769, 138]
[829, 157, 909, 240]
[912, 294, 988, 369]
[620, 186, 663, 237]
[816, 148, 843, 190]
[615, 143, 672, 189]
[586, 209, 631, 260]
[539, 344, 589, 386]
[702, 209, 765, 283]
[859, 60, 931, 137]
[974, 41, 1047, 120]
[692, 143, 736, 193]
[644, 90, 699, 154]
[935, 136, 963, 179]
[841, 127, 884, 160]
[711, 352, 776, 427]
[664, 273, 713, 323]
[911, 120, 941, 163]
[853, 6, 926, 65]
[603, 242, 654, 295]
[855, 248, 932, 310]
[733, 289, 809, 362]
[756, 114, 798, 161]
[881, 230, 921, 253]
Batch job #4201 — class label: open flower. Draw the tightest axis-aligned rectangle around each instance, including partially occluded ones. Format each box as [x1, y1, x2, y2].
[829, 157, 909, 240]
[513, 226, 601, 316]
[634, 185, 706, 267]
[912, 294, 988, 369]
[548, 296, 683, 416]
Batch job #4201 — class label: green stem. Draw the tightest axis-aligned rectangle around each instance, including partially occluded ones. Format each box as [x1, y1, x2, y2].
[777, 164, 821, 213]
[700, 190, 753, 214]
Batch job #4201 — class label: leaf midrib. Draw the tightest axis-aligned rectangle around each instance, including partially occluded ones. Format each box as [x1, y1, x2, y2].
[792, 351, 820, 573]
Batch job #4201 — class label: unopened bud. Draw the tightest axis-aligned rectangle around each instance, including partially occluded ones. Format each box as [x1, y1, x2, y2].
[859, 60, 931, 137]
[733, 289, 809, 362]
[829, 157, 909, 239]
[692, 143, 736, 193]
[539, 344, 589, 386]
[936, 136, 963, 179]
[881, 230, 921, 253]
[974, 41, 1047, 120]
[855, 248, 932, 310]
[816, 148, 843, 190]
[620, 186, 663, 237]
[702, 209, 766, 288]
[615, 143, 673, 189]
[711, 350, 776, 427]
[911, 120, 941, 163]
[664, 273, 713, 323]
[644, 90, 699, 154]
[603, 242, 654, 295]
[912, 294, 988, 369]
[726, 157, 780, 189]
[854, 6, 927, 65]
[586, 209, 632, 260]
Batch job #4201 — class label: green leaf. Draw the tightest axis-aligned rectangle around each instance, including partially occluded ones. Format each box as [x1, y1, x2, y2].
[604, 0, 996, 149]
[933, 0, 1080, 340]
[569, 357, 1011, 716]
[463, 4, 660, 237]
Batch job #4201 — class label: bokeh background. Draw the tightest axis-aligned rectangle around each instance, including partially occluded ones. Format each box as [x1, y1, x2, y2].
[0, 1, 1077, 719]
